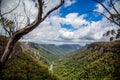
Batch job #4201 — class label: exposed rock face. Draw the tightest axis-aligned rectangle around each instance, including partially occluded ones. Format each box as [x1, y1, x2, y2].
[86, 40, 120, 54]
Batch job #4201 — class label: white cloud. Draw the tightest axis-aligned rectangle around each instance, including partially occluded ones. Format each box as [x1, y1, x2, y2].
[63, 13, 89, 28]
[23, 12, 116, 45]
[64, 0, 76, 7]
[94, 4, 105, 13]
[1, 0, 119, 45]
[59, 29, 74, 39]
[47, 13, 89, 29]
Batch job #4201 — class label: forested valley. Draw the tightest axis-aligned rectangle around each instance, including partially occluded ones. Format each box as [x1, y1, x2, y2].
[0, 0, 120, 80]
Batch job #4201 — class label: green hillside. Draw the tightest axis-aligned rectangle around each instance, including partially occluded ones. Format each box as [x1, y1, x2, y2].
[0, 36, 60, 80]
[22, 45, 64, 66]
[54, 40, 120, 80]
[0, 52, 60, 80]
[24, 42, 68, 63]
[40, 44, 67, 55]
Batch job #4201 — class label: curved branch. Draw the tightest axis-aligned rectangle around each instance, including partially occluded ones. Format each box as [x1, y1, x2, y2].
[23, 1, 30, 25]
[14, 0, 64, 39]
[93, 0, 113, 19]
[1, 0, 21, 16]
[110, 0, 120, 16]
[41, 0, 64, 21]
[111, 0, 119, 14]
[0, 0, 1, 15]
[88, 10, 120, 26]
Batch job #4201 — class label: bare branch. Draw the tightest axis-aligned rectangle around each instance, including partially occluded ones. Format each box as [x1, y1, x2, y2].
[22, 1, 30, 25]
[42, 0, 64, 21]
[88, 10, 120, 26]
[14, 0, 64, 38]
[110, 0, 120, 16]
[1, 0, 21, 16]
[93, 0, 113, 19]
[0, 0, 1, 15]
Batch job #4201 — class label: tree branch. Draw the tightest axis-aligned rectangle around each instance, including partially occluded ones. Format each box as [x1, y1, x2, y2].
[41, 0, 64, 21]
[93, 0, 113, 19]
[14, 0, 64, 39]
[1, 0, 21, 16]
[110, 0, 120, 16]
[88, 10, 120, 26]
[23, 1, 30, 25]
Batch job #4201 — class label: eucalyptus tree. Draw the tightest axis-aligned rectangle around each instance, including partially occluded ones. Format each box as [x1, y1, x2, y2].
[0, 0, 64, 63]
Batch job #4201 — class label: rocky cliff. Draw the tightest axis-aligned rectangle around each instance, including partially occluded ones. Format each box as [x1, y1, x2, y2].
[86, 40, 120, 54]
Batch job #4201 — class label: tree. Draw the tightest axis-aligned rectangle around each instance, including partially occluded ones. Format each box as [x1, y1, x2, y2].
[92, 0, 120, 41]
[0, 0, 64, 63]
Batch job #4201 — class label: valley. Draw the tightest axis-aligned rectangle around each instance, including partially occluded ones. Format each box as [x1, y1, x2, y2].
[0, 36, 120, 80]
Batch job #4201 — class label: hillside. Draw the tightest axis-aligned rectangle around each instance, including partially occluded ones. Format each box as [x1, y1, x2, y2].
[26, 42, 67, 54]
[54, 40, 120, 80]
[0, 52, 60, 80]
[40, 44, 67, 55]
[21, 42, 67, 63]
[0, 36, 60, 80]
[58, 44, 83, 52]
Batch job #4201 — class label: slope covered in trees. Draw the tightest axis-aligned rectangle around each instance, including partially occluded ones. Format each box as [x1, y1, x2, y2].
[0, 36, 60, 80]
[54, 40, 120, 80]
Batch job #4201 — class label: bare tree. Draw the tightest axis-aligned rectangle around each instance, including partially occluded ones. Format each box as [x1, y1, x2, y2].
[0, 0, 64, 63]
[92, 0, 120, 41]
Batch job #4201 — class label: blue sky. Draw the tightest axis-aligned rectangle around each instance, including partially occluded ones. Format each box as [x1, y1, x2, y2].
[1, 0, 119, 45]
[60, 0, 103, 30]
[60, 0, 102, 20]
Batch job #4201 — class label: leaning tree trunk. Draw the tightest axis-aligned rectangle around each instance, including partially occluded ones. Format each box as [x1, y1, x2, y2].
[0, 37, 18, 63]
[0, 0, 64, 64]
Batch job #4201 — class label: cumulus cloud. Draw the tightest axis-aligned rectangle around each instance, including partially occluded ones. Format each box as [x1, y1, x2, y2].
[24, 12, 116, 45]
[94, 4, 105, 13]
[1, 0, 119, 45]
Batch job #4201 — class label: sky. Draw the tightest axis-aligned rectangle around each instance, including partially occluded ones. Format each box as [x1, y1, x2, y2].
[1, 0, 120, 45]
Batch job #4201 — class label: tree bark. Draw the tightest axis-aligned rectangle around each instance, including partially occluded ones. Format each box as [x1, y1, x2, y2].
[0, 36, 19, 63]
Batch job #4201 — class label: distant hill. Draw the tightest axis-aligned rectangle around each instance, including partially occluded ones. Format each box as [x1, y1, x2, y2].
[23, 42, 85, 62]
[58, 44, 84, 52]
[25, 42, 84, 54]
[39, 44, 67, 55]
[25, 42, 67, 55]
[54, 40, 120, 80]
[22, 42, 68, 63]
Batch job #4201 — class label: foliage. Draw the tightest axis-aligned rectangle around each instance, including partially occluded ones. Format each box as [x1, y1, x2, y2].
[0, 52, 60, 80]
[54, 40, 120, 80]
[0, 18, 14, 28]
[0, 36, 61, 80]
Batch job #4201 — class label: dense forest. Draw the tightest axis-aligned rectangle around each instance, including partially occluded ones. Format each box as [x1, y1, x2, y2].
[54, 40, 120, 80]
[0, 36, 120, 80]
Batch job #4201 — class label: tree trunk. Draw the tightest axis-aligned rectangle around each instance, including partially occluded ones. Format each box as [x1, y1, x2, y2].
[0, 0, 64, 64]
[0, 37, 17, 63]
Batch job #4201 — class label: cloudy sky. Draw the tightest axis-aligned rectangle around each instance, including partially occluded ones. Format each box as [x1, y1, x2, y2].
[1, 0, 120, 45]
